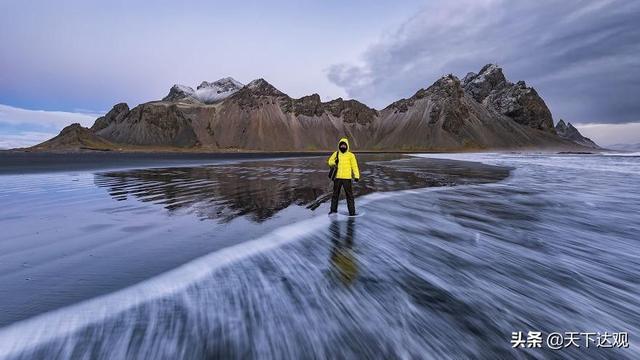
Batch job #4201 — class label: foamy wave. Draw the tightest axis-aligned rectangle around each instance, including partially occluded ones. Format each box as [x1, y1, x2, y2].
[602, 152, 640, 157]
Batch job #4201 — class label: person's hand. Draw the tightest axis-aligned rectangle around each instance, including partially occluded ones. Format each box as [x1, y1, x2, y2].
[354, 178, 359, 182]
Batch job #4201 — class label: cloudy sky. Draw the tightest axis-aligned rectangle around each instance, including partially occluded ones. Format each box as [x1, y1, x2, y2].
[1, 0, 639, 148]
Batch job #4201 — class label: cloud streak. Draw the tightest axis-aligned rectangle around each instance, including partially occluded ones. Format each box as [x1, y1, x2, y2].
[0, 104, 98, 129]
[0, 131, 56, 149]
[576, 122, 640, 147]
[327, 0, 640, 124]
[0, 104, 99, 148]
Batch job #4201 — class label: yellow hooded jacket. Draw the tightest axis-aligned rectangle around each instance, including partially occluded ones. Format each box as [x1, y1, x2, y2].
[327, 137, 360, 180]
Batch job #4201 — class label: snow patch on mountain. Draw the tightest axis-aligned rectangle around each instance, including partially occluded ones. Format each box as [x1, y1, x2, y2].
[163, 78, 244, 104]
[194, 77, 244, 103]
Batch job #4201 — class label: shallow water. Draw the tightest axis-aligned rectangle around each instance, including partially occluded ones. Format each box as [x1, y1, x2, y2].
[0, 154, 505, 327]
[92, 155, 507, 221]
[1, 153, 639, 359]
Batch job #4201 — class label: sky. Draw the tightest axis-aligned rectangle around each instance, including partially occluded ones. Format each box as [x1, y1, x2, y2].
[1, 0, 639, 148]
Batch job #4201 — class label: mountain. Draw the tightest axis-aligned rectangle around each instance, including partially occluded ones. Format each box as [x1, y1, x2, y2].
[31, 123, 116, 151]
[33, 64, 590, 152]
[554, 120, 599, 148]
[462, 64, 555, 133]
[367, 74, 566, 150]
[86, 78, 377, 151]
[90, 99, 204, 147]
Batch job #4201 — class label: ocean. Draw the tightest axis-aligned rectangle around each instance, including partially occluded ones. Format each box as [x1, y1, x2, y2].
[0, 152, 638, 359]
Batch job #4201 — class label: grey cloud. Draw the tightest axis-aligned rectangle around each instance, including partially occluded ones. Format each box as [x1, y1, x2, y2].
[327, 0, 640, 124]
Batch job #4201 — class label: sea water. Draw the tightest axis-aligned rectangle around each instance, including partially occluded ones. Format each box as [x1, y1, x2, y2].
[0, 153, 638, 359]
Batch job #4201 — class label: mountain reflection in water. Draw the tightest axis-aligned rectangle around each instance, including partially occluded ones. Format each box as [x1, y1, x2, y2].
[93, 154, 510, 222]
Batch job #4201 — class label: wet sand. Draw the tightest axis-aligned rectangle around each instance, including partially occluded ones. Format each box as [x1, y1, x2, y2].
[0, 151, 324, 175]
[0, 154, 510, 327]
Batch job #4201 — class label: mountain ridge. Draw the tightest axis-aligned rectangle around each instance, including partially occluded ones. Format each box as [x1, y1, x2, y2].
[32, 64, 598, 152]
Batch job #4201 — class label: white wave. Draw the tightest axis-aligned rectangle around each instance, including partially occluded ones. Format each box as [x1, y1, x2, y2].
[409, 152, 640, 175]
[601, 152, 640, 157]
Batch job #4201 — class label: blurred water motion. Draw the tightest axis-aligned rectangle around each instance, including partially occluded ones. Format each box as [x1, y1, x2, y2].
[0, 155, 506, 328]
[2, 153, 639, 359]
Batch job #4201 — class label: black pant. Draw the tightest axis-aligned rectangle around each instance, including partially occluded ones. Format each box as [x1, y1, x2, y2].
[330, 179, 355, 215]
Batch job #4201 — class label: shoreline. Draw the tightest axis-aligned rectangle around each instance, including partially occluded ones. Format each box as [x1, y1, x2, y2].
[0, 148, 601, 175]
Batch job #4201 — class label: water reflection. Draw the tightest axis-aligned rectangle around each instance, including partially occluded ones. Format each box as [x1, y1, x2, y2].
[93, 155, 510, 223]
[329, 218, 357, 285]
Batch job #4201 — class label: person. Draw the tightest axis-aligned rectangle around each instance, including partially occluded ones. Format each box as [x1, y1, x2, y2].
[327, 137, 360, 216]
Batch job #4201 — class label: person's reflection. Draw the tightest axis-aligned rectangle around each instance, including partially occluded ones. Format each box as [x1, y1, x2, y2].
[329, 218, 357, 285]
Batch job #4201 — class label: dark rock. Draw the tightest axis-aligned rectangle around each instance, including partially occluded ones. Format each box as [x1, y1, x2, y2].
[283, 94, 324, 116]
[94, 103, 199, 147]
[162, 85, 196, 102]
[555, 119, 599, 148]
[91, 103, 130, 132]
[462, 64, 507, 103]
[463, 64, 555, 133]
[229, 78, 288, 109]
[323, 98, 377, 125]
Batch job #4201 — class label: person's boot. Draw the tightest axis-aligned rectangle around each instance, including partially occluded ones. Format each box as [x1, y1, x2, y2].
[347, 197, 356, 216]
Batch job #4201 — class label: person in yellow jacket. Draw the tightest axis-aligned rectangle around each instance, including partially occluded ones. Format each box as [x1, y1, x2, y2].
[327, 137, 360, 216]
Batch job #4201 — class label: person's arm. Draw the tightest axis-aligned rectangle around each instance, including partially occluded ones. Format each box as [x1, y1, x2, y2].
[351, 153, 360, 180]
[327, 151, 337, 167]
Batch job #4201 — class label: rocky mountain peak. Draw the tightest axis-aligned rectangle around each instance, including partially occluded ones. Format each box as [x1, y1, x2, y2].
[462, 64, 555, 133]
[243, 78, 285, 96]
[281, 94, 324, 116]
[303, 93, 322, 103]
[554, 119, 599, 148]
[434, 73, 463, 89]
[193, 77, 244, 103]
[280, 93, 377, 122]
[426, 74, 465, 101]
[162, 78, 244, 104]
[91, 102, 130, 132]
[226, 78, 288, 110]
[462, 64, 507, 103]
[197, 77, 243, 91]
[60, 123, 84, 134]
[163, 84, 196, 102]
[323, 98, 377, 125]
[556, 119, 568, 130]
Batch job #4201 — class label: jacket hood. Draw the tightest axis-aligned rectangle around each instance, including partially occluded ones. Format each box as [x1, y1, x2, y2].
[338, 137, 350, 151]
